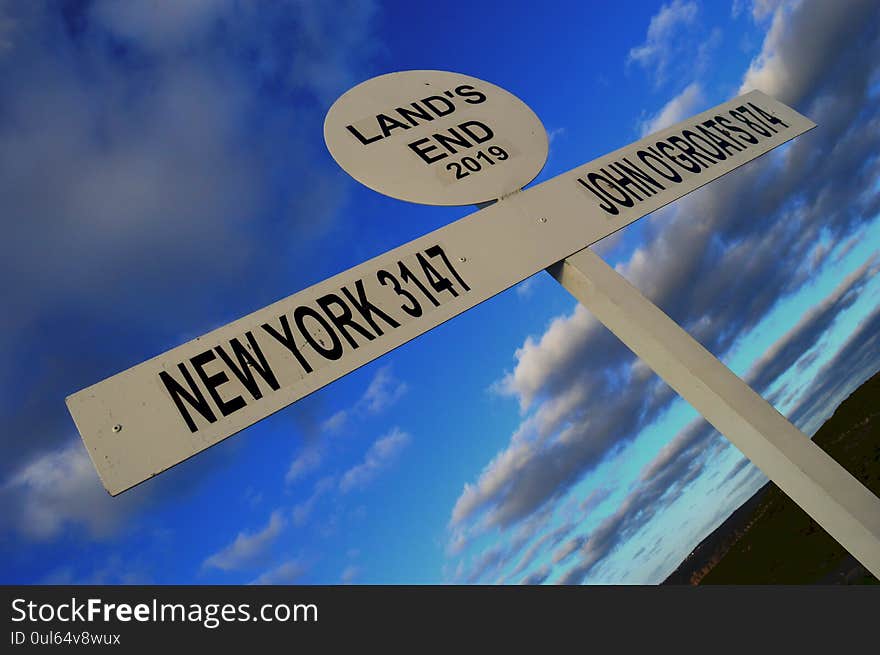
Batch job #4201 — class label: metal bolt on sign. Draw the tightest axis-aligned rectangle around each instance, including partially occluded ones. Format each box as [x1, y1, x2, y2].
[66, 70, 880, 578]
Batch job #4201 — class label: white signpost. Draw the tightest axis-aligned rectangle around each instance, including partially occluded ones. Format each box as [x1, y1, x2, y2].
[67, 70, 880, 579]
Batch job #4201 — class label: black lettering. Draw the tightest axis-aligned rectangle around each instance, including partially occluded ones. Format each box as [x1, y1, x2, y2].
[346, 124, 382, 146]
[159, 365, 217, 433]
[637, 148, 682, 183]
[408, 137, 447, 164]
[425, 245, 470, 292]
[658, 138, 701, 173]
[620, 155, 667, 191]
[730, 107, 772, 137]
[261, 315, 313, 374]
[458, 120, 493, 144]
[682, 129, 724, 161]
[294, 305, 344, 361]
[421, 95, 456, 117]
[214, 332, 280, 401]
[395, 102, 434, 127]
[599, 165, 641, 204]
[415, 253, 457, 299]
[607, 163, 649, 199]
[748, 102, 789, 129]
[316, 292, 375, 349]
[576, 174, 619, 215]
[378, 269, 422, 318]
[341, 279, 401, 336]
[377, 113, 410, 137]
[434, 127, 472, 154]
[191, 349, 246, 418]
[699, 120, 743, 155]
[454, 84, 487, 104]
[668, 135, 715, 169]
[714, 115, 758, 145]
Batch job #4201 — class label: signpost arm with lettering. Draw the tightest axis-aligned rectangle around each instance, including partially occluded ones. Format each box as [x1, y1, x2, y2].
[67, 69, 880, 581]
[548, 248, 880, 578]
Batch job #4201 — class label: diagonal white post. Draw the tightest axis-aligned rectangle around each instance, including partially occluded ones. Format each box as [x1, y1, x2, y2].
[547, 247, 880, 579]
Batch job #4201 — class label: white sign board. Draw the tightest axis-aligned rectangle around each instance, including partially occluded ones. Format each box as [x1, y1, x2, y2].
[324, 70, 548, 205]
[67, 88, 814, 495]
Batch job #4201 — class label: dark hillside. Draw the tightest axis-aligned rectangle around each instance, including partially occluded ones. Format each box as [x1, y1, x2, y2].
[663, 370, 880, 584]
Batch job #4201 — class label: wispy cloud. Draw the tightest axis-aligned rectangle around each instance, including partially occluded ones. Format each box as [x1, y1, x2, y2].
[339, 428, 411, 493]
[203, 510, 286, 572]
[627, 0, 699, 85]
[638, 82, 704, 136]
[340, 564, 361, 583]
[321, 366, 409, 435]
[0, 0, 382, 545]
[286, 366, 408, 485]
[250, 559, 308, 585]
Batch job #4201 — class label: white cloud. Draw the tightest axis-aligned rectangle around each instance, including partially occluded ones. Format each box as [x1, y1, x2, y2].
[203, 510, 285, 571]
[359, 366, 409, 415]
[320, 410, 349, 434]
[339, 428, 411, 493]
[340, 565, 361, 583]
[1, 439, 142, 541]
[291, 476, 336, 527]
[286, 446, 324, 484]
[750, 0, 789, 21]
[739, 0, 876, 104]
[448, 0, 880, 584]
[250, 560, 307, 585]
[628, 0, 699, 84]
[288, 366, 408, 486]
[91, 0, 229, 52]
[317, 366, 408, 436]
[639, 82, 705, 136]
[515, 276, 538, 299]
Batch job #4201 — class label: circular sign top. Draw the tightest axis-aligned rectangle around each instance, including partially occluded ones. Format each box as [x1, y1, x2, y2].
[324, 70, 548, 206]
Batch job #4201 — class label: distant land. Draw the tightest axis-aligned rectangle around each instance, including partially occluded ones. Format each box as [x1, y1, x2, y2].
[663, 369, 880, 585]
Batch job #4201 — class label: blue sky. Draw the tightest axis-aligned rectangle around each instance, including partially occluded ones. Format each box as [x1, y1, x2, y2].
[1, 0, 879, 585]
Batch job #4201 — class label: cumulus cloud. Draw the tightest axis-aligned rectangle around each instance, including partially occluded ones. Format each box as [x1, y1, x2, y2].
[0, 439, 145, 541]
[739, 0, 877, 105]
[203, 510, 286, 571]
[451, 303, 674, 532]
[449, 0, 880, 584]
[0, 0, 379, 542]
[339, 428, 411, 493]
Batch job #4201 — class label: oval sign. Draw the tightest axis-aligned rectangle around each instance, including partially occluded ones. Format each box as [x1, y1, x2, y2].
[324, 70, 548, 206]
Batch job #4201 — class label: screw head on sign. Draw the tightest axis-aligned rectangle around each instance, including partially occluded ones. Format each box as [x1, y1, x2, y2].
[112, 424, 122, 433]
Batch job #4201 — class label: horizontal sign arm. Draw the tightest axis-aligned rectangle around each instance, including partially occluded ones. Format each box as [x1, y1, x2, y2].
[67, 90, 815, 495]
